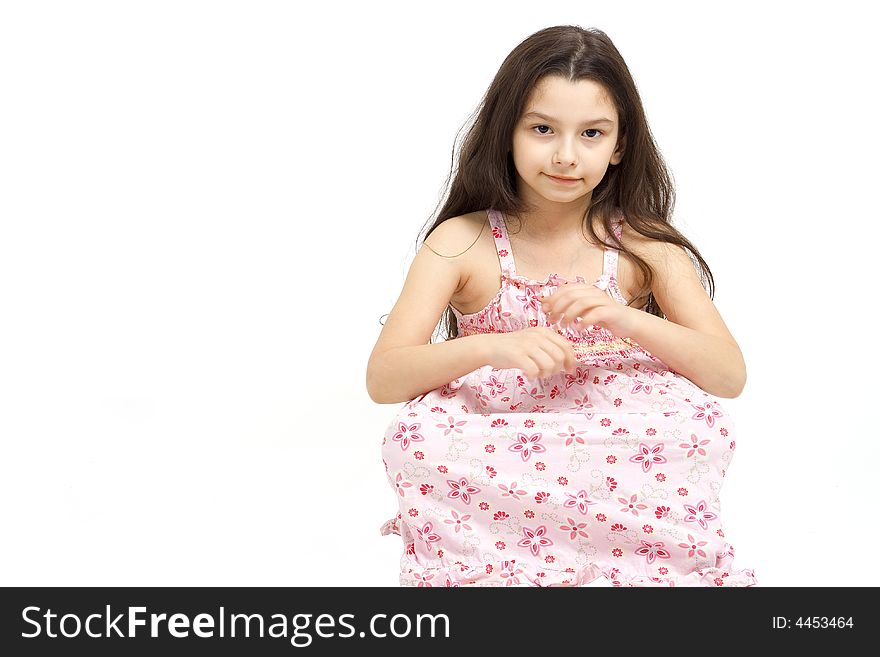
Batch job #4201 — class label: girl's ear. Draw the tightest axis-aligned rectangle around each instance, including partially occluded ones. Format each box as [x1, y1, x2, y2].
[610, 135, 626, 165]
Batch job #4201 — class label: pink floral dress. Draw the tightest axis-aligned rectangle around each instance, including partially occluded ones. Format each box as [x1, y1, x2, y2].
[379, 208, 757, 587]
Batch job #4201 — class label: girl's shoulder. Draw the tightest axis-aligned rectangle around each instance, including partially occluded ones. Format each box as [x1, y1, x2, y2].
[455, 209, 491, 236]
[423, 211, 488, 260]
[619, 220, 691, 274]
[614, 217, 693, 309]
[616, 217, 652, 255]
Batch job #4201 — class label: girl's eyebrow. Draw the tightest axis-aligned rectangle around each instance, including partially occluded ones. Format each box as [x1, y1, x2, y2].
[522, 111, 615, 126]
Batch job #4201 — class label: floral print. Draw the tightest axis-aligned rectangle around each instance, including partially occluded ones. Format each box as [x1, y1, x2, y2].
[629, 442, 668, 472]
[379, 208, 756, 587]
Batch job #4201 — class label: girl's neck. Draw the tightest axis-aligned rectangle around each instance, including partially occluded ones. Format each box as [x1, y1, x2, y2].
[513, 205, 599, 245]
[513, 194, 593, 241]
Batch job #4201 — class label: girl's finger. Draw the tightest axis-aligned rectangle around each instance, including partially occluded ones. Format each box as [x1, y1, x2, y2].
[556, 302, 583, 328]
[560, 311, 586, 331]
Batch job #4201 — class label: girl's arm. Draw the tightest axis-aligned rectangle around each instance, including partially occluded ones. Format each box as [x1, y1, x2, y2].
[622, 312, 746, 398]
[618, 238, 747, 398]
[368, 335, 493, 405]
[367, 216, 491, 405]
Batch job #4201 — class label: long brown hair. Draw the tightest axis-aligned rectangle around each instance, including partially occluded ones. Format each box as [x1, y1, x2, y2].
[394, 25, 716, 341]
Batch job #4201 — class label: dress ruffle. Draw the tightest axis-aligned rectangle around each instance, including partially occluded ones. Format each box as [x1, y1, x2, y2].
[380, 514, 756, 587]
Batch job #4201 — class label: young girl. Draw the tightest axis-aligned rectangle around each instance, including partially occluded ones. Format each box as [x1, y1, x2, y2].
[367, 25, 756, 587]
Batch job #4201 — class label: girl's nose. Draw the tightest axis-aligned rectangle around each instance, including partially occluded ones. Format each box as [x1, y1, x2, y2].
[555, 148, 577, 166]
[554, 142, 577, 165]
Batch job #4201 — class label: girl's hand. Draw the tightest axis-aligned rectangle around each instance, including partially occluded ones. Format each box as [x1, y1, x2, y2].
[485, 327, 578, 379]
[540, 282, 634, 336]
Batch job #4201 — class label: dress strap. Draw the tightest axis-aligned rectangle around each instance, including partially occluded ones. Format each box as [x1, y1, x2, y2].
[595, 210, 629, 305]
[601, 210, 625, 279]
[487, 209, 517, 278]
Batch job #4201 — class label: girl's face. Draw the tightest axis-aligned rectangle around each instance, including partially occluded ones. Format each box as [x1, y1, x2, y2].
[511, 76, 624, 210]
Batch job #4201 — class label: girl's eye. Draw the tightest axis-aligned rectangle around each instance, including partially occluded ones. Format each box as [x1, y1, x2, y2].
[532, 125, 603, 138]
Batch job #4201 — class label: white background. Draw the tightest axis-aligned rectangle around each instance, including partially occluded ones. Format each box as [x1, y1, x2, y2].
[1, 0, 876, 586]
